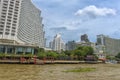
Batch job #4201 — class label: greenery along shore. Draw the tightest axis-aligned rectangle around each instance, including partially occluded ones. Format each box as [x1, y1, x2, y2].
[0, 46, 95, 61]
[0, 45, 120, 61]
[37, 46, 120, 61]
[37, 46, 97, 60]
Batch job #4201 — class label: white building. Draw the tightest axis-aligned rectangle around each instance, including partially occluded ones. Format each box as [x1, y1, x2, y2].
[0, 0, 45, 48]
[49, 33, 65, 52]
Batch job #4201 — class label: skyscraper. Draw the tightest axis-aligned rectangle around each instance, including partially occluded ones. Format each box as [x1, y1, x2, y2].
[0, 0, 45, 48]
[96, 34, 120, 56]
[66, 41, 76, 50]
[81, 34, 89, 42]
[49, 33, 65, 52]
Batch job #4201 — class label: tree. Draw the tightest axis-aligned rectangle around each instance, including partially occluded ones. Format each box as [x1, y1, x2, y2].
[46, 51, 58, 59]
[38, 48, 45, 53]
[72, 46, 94, 60]
[37, 53, 46, 59]
[64, 50, 71, 56]
[74, 50, 85, 60]
[76, 46, 94, 56]
[85, 46, 94, 55]
[58, 53, 67, 60]
[115, 52, 120, 59]
[37, 48, 46, 59]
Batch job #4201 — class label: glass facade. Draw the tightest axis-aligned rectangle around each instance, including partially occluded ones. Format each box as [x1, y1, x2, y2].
[0, 45, 36, 54]
[0, 46, 5, 53]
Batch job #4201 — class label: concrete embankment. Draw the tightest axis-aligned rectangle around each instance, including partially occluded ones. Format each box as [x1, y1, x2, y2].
[0, 59, 103, 64]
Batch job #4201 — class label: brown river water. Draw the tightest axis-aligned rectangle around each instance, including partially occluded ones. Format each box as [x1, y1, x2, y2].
[0, 64, 120, 80]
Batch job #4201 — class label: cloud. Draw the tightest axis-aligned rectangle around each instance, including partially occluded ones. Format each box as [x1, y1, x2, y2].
[60, 21, 82, 30]
[75, 5, 116, 18]
[111, 29, 120, 38]
[50, 27, 67, 31]
[32, 0, 120, 43]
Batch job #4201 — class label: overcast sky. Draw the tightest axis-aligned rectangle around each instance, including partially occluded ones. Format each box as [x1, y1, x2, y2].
[32, 0, 120, 43]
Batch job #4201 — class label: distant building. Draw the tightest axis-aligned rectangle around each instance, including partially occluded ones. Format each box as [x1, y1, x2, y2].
[76, 34, 96, 53]
[96, 34, 120, 56]
[49, 33, 65, 52]
[76, 41, 91, 47]
[76, 34, 91, 47]
[66, 40, 76, 50]
[76, 41, 96, 50]
[81, 34, 89, 42]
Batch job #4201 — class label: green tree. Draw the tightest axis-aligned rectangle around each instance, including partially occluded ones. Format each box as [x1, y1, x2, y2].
[58, 53, 67, 60]
[37, 53, 46, 59]
[115, 52, 120, 59]
[38, 48, 45, 53]
[74, 50, 85, 60]
[77, 46, 94, 55]
[85, 46, 94, 55]
[72, 46, 94, 60]
[64, 50, 71, 56]
[37, 48, 46, 59]
[46, 51, 58, 59]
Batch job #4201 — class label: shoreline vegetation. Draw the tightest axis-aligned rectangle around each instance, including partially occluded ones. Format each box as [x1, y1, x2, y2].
[0, 46, 120, 64]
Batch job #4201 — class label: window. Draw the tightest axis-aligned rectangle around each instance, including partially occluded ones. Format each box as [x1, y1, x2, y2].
[13, 18, 17, 20]
[8, 16, 12, 19]
[10, 4, 14, 7]
[1, 16, 6, 18]
[14, 15, 17, 17]
[14, 9, 18, 11]
[6, 26, 10, 28]
[12, 30, 15, 32]
[0, 32, 3, 34]
[8, 13, 12, 15]
[12, 24, 16, 26]
[13, 20, 17, 23]
[1, 18, 5, 21]
[5, 32, 9, 35]
[6, 29, 10, 31]
[11, 33, 15, 36]
[12, 27, 16, 29]
[7, 19, 11, 22]
[10, 1, 14, 4]
[0, 22, 5, 24]
[14, 12, 18, 14]
[9, 9, 12, 11]
[0, 29, 3, 31]
[7, 22, 11, 25]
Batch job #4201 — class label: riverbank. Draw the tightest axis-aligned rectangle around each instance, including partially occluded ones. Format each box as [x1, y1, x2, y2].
[0, 59, 103, 64]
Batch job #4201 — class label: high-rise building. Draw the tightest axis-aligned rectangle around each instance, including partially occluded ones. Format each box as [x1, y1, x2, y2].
[49, 33, 65, 52]
[81, 34, 89, 42]
[76, 34, 91, 47]
[66, 41, 76, 50]
[0, 0, 45, 48]
[96, 34, 120, 56]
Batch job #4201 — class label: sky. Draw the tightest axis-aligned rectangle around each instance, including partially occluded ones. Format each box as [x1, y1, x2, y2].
[32, 0, 120, 43]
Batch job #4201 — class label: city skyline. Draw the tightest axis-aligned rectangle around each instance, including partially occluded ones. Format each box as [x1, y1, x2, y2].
[32, 0, 120, 43]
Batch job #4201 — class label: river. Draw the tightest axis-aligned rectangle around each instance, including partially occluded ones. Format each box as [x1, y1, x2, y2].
[0, 64, 120, 80]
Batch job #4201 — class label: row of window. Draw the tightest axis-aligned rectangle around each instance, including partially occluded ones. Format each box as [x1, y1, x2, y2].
[0, 31, 15, 36]
[0, 15, 18, 24]
[1, 14, 18, 20]
[3, 0, 20, 5]
[0, 28, 16, 32]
